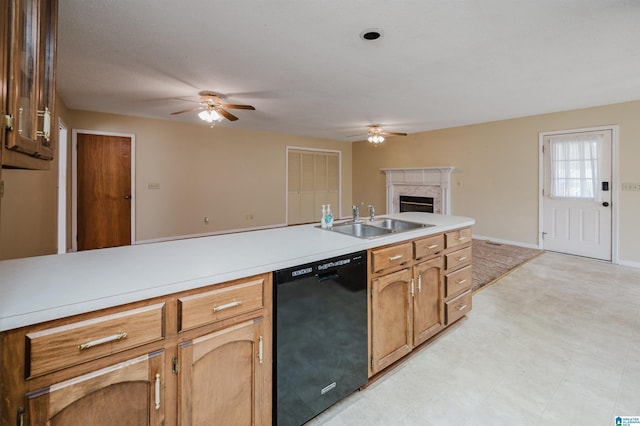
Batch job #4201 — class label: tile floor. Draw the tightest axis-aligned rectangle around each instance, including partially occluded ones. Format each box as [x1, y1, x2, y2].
[307, 252, 640, 426]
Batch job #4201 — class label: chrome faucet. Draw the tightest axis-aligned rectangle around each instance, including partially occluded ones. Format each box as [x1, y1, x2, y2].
[368, 204, 375, 221]
[352, 205, 360, 222]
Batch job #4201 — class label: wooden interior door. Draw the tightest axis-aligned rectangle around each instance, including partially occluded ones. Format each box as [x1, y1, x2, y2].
[77, 133, 131, 250]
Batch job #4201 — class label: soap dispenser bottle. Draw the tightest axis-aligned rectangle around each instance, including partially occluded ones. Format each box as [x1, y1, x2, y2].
[320, 205, 327, 228]
[324, 204, 334, 229]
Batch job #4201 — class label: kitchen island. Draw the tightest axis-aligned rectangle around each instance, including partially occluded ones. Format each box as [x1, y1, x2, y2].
[0, 212, 474, 425]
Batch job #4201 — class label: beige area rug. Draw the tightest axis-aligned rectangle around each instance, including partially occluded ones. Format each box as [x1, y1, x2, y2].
[472, 239, 543, 293]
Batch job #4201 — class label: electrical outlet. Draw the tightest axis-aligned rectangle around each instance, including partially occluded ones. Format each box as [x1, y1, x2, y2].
[622, 182, 640, 191]
[147, 183, 160, 190]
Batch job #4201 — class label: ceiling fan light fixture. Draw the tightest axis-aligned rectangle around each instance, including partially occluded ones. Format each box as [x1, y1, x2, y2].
[368, 134, 385, 144]
[198, 108, 222, 123]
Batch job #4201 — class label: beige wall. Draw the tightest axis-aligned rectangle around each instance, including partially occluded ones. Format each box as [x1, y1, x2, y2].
[65, 110, 353, 242]
[353, 100, 640, 265]
[0, 96, 69, 260]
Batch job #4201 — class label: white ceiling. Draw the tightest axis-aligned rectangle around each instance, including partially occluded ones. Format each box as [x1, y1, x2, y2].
[57, 0, 640, 142]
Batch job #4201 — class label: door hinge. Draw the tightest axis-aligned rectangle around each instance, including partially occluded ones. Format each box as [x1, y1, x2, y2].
[370, 355, 373, 370]
[172, 355, 179, 375]
[4, 114, 13, 131]
[0, 181, 4, 199]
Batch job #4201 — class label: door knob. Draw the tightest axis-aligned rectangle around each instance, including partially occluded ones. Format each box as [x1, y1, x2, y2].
[602, 202, 609, 207]
[124, 195, 132, 200]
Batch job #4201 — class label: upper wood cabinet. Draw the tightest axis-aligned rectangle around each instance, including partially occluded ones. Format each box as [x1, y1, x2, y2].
[2, 0, 57, 169]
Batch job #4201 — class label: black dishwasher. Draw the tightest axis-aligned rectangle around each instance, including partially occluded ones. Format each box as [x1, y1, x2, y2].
[273, 250, 368, 426]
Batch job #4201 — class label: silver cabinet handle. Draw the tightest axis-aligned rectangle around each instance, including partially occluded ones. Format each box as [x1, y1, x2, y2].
[389, 254, 404, 261]
[456, 278, 467, 285]
[410, 279, 415, 297]
[418, 275, 422, 293]
[154, 373, 161, 410]
[212, 301, 241, 312]
[36, 107, 51, 141]
[457, 304, 468, 311]
[78, 331, 128, 350]
[17, 107, 23, 135]
[427, 244, 439, 249]
[258, 336, 264, 364]
[457, 256, 468, 262]
[457, 236, 468, 241]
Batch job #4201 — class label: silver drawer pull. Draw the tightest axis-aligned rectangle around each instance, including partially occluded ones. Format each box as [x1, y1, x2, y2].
[78, 331, 128, 350]
[427, 244, 439, 249]
[457, 256, 468, 262]
[457, 236, 468, 241]
[213, 301, 242, 312]
[258, 336, 264, 364]
[456, 279, 467, 285]
[457, 304, 468, 311]
[389, 254, 404, 261]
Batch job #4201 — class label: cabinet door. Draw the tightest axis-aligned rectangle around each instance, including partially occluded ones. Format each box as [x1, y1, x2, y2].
[178, 319, 267, 426]
[25, 350, 165, 426]
[413, 257, 444, 346]
[370, 268, 413, 375]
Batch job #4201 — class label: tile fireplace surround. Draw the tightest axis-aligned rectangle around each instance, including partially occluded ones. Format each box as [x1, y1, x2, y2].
[382, 167, 454, 215]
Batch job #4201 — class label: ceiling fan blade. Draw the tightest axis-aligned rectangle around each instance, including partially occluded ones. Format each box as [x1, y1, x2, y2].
[382, 131, 408, 136]
[222, 103, 256, 110]
[218, 108, 239, 121]
[170, 106, 203, 115]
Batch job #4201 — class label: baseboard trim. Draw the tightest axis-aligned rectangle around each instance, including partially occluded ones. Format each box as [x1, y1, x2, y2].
[472, 234, 541, 250]
[617, 259, 640, 269]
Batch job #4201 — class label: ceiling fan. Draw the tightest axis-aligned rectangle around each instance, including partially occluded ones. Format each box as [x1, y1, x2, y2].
[170, 91, 255, 124]
[366, 125, 407, 144]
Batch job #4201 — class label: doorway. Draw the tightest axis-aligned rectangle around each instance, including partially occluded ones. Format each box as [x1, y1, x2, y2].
[539, 126, 618, 261]
[72, 130, 136, 251]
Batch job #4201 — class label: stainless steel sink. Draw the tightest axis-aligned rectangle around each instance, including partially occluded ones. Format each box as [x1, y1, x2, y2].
[369, 218, 434, 232]
[330, 222, 393, 238]
[321, 218, 434, 239]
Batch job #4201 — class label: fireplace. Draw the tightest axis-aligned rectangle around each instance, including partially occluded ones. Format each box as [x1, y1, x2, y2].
[381, 167, 454, 215]
[399, 196, 434, 213]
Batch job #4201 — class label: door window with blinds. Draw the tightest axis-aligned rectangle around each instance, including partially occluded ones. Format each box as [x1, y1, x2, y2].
[287, 149, 340, 225]
[548, 132, 603, 200]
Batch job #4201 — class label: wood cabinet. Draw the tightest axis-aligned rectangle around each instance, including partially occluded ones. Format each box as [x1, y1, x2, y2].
[24, 350, 165, 426]
[2, 0, 57, 170]
[368, 226, 472, 376]
[178, 319, 266, 425]
[370, 267, 413, 374]
[412, 256, 445, 346]
[0, 273, 272, 426]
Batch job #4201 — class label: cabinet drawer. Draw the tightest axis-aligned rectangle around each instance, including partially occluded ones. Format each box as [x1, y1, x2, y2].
[445, 291, 472, 325]
[26, 303, 165, 378]
[445, 246, 472, 271]
[178, 278, 265, 331]
[414, 233, 445, 260]
[371, 242, 413, 273]
[445, 227, 472, 249]
[445, 265, 472, 299]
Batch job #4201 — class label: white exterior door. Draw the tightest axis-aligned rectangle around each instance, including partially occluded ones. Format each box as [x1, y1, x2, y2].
[542, 129, 612, 260]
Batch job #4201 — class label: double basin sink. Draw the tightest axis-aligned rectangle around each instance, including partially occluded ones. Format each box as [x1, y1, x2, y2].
[324, 218, 434, 239]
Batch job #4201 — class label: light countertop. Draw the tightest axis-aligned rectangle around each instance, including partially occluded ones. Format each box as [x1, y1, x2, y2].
[0, 212, 474, 332]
